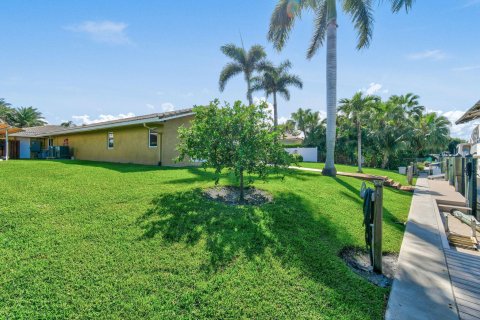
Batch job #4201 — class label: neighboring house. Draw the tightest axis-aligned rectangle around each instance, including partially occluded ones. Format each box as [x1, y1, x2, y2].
[9, 108, 194, 166]
[280, 132, 304, 145]
[455, 100, 480, 171]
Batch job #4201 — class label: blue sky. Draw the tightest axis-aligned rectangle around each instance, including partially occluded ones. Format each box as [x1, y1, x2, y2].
[1, 1, 479, 138]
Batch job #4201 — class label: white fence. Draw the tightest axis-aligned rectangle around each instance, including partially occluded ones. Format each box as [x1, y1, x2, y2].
[285, 147, 318, 162]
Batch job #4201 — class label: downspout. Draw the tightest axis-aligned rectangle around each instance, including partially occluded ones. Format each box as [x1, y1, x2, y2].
[143, 123, 162, 166]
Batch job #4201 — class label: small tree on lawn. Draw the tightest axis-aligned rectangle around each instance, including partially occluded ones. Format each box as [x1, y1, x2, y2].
[177, 100, 290, 202]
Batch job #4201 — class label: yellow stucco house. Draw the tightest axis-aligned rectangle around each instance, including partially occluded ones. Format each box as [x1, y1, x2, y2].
[10, 108, 194, 166]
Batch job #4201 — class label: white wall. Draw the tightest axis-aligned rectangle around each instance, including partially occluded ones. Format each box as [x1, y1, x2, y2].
[285, 147, 318, 162]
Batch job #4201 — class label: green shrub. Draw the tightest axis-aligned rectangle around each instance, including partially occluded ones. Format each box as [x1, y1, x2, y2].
[417, 163, 425, 171]
[290, 153, 304, 163]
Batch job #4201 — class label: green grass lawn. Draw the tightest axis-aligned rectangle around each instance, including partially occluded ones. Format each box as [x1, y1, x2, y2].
[0, 160, 413, 319]
[296, 162, 416, 186]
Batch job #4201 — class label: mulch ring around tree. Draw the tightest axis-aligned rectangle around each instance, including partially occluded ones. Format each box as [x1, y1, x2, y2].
[340, 246, 399, 288]
[203, 186, 273, 206]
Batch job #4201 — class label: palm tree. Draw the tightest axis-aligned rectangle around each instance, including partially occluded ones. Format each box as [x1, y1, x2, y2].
[291, 108, 320, 139]
[268, 0, 414, 176]
[370, 100, 407, 169]
[338, 92, 378, 172]
[413, 112, 451, 154]
[278, 119, 299, 138]
[389, 93, 425, 117]
[0, 98, 13, 123]
[219, 43, 268, 105]
[10, 106, 46, 128]
[251, 60, 303, 127]
[61, 120, 75, 127]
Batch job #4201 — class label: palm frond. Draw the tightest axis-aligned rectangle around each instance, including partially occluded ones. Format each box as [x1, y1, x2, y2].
[343, 0, 374, 49]
[219, 63, 243, 92]
[278, 74, 303, 89]
[278, 88, 291, 100]
[389, 0, 415, 13]
[247, 45, 267, 67]
[220, 44, 246, 65]
[278, 59, 292, 72]
[307, 1, 328, 59]
[268, 0, 314, 51]
[250, 76, 266, 93]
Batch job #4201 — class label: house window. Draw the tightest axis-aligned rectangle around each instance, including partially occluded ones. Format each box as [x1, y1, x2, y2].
[48, 138, 54, 147]
[107, 132, 114, 149]
[149, 128, 158, 148]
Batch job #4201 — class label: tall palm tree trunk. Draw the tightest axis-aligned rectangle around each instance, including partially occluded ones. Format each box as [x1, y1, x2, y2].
[357, 121, 362, 173]
[273, 91, 278, 127]
[381, 153, 389, 169]
[247, 79, 253, 105]
[322, 3, 337, 177]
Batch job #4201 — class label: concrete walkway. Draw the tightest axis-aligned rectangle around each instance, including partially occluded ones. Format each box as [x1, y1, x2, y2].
[386, 175, 459, 320]
[386, 176, 480, 320]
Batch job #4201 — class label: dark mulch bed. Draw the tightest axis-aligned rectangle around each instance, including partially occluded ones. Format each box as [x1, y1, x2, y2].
[203, 186, 273, 206]
[340, 247, 398, 288]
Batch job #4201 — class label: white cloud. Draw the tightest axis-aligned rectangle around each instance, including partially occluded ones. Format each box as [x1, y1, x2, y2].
[365, 82, 382, 95]
[65, 20, 131, 45]
[407, 49, 446, 61]
[452, 65, 480, 72]
[360, 83, 389, 97]
[146, 103, 155, 110]
[161, 102, 175, 112]
[278, 116, 289, 124]
[72, 112, 135, 125]
[430, 109, 475, 141]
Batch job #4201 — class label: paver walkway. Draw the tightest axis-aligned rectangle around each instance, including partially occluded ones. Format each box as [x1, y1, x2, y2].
[386, 175, 480, 320]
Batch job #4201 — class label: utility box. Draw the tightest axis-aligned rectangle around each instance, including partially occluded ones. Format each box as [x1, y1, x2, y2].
[454, 154, 464, 194]
[449, 157, 455, 185]
[464, 155, 478, 219]
[47, 146, 70, 159]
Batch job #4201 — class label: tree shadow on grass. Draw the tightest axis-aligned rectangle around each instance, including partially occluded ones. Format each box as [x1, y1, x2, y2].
[166, 167, 322, 187]
[52, 159, 193, 173]
[135, 188, 386, 318]
[136, 189, 354, 275]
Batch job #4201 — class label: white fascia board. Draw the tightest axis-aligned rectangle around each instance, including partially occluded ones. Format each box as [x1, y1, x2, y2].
[38, 112, 194, 137]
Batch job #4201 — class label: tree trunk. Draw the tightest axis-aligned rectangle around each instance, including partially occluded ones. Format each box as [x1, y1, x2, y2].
[273, 91, 278, 127]
[381, 153, 389, 169]
[357, 121, 362, 173]
[322, 3, 337, 177]
[247, 80, 253, 106]
[239, 168, 245, 202]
